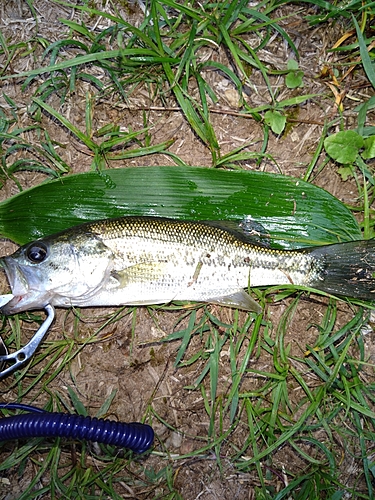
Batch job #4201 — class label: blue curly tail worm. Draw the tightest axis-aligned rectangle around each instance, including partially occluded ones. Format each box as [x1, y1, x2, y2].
[0, 403, 154, 453]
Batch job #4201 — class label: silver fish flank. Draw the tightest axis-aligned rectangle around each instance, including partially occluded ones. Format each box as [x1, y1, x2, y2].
[1, 216, 375, 315]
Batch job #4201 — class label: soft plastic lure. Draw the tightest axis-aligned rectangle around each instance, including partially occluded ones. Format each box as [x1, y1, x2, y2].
[0, 403, 154, 453]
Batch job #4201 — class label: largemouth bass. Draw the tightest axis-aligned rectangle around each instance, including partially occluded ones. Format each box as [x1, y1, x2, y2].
[1, 216, 375, 316]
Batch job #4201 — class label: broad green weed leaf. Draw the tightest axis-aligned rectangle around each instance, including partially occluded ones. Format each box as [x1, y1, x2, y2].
[324, 130, 364, 164]
[337, 166, 354, 181]
[285, 71, 304, 89]
[287, 59, 299, 71]
[285, 59, 304, 89]
[362, 136, 375, 160]
[264, 110, 286, 135]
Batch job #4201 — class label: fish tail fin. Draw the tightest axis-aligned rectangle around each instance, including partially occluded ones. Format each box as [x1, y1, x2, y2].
[308, 239, 375, 300]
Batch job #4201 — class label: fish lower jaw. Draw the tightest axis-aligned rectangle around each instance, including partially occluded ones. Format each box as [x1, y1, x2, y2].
[1, 292, 54, 315]
[1, 295, 28, 315]
[0, 294, 14, 309]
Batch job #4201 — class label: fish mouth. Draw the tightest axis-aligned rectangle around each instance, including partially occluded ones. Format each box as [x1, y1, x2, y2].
[0, 259, 16, 311]
[0, 257, 45, 315]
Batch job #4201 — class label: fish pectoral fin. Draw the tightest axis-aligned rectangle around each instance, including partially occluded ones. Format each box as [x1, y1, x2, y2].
[111, 262, 167, 288]
[210, 290, 262, 313]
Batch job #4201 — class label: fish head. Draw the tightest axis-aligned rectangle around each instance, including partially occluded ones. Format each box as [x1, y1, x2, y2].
[0, 230, 113, 315]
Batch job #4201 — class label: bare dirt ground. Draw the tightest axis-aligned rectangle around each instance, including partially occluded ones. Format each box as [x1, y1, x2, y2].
[0, 1, 374, 499]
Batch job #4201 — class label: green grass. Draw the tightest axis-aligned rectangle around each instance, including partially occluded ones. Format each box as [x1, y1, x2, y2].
[1, 0, 375, 498]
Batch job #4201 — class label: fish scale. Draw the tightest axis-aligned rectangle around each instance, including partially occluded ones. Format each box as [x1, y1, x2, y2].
[88, 217, 317, 303]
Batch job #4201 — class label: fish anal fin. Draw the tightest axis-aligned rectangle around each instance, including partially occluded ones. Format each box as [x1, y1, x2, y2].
[210, 289, 262, 313]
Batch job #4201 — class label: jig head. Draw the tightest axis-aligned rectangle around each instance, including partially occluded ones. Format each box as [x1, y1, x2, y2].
[0, 303, 55, 378]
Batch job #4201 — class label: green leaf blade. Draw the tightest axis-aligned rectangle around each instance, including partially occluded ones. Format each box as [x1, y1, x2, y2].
[0, 167, 361, 248]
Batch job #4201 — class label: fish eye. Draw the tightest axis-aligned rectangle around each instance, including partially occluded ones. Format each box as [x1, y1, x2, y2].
[26, 242, 48, 263]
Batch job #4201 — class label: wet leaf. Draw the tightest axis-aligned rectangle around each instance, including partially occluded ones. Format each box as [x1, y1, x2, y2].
[0, 167, 361, 249]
